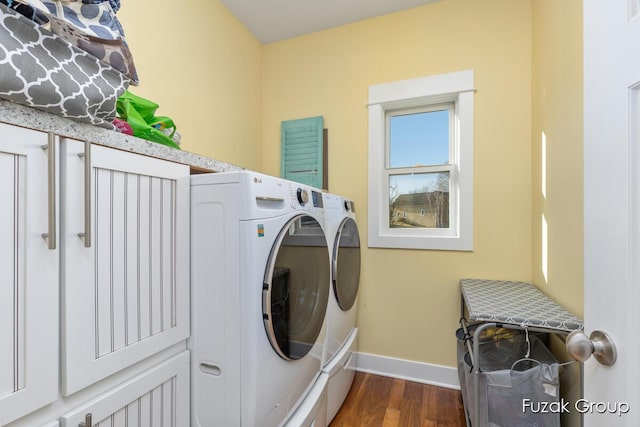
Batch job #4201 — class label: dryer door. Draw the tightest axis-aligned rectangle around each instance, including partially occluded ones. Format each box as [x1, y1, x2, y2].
[333, 218, 361, 311]
[263, 214, 330, 360]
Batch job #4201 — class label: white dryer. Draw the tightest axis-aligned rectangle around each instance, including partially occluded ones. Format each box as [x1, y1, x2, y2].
[190, 171, 331, 427]
[321, 193, 361, 422]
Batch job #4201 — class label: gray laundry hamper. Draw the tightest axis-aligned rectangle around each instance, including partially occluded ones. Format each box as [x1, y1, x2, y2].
[460, 327, 561, 427]
[458, 279, 584, 427]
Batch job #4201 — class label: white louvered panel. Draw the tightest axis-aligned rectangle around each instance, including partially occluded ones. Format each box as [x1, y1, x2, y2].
[125, 174, 140, 346]
[105, 407, 126, 427]
[63, 140, 189, 396]
[0, 152, 24, 399]
[14, 153, 26, 395]
[0, 124, 58, 424]
[110, 170, 127, 353]
[60, 350, 189, 427]
[94, 170, 178, 358]
[149, 177, 162, 337]
[137, 175, 152, 342]
[162, 376, 175, 425]
[161, 178, 176, 331]
[150, 384, 163, 426]
[95, 168, 113, 358]
[93, 379, 176, 427]
[125, 398, 140, 427]
[138, 391, 151, 427]
[83, 375, 179, 426]
[0, 152, 16, 398]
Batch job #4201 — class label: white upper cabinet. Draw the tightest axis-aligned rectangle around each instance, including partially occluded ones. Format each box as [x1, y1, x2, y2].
[0, 123, 59, 424]
[60, 139, 190, 396]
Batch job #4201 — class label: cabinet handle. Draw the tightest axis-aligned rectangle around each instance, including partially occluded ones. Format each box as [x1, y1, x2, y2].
[79, 412, 92, 427]
[77, 141, 91, 248]
[41, 132, 56, 250]
[199, 362, 223, 376]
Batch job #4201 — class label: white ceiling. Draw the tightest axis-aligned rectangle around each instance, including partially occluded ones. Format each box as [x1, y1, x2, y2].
[220, 0, 441, 44]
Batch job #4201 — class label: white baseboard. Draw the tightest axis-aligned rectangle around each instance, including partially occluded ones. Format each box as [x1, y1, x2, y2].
[354, 352, 460, 390]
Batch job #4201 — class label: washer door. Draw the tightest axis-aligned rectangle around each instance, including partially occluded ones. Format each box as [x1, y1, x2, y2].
[333, 218, 361, 311]
[263, 214, 330, 360]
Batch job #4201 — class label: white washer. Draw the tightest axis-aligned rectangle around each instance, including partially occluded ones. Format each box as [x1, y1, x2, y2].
[190, 171, 331, 427]
[321, 193, 361, 422]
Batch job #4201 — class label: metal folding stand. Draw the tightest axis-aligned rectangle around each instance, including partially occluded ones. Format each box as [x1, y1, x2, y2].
[458, 279, 584, 427]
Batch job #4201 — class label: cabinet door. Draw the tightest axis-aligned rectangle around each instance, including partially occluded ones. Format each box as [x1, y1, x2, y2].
[60, 351, 190, 427]
[0, 123, 58, 424]
[61, 140, 190, 395]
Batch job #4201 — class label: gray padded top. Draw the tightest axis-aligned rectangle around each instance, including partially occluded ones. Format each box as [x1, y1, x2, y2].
[461, 278, 583, 332]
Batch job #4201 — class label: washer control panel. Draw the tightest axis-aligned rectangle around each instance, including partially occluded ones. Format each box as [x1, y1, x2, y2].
[290, 185, 323, 210]
[343, 199, 355, 213]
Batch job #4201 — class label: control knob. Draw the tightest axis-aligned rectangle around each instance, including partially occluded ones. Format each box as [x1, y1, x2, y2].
[297, 188, 309, 205]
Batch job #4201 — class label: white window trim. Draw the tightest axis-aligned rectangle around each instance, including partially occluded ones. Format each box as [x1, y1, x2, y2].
[368, 69, 474, 251]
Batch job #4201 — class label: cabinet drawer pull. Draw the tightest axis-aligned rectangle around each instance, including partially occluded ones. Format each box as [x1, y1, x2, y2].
[77, 141, 92, 248]
[41, 132, 56, 250]
[79, 413, 92, 427]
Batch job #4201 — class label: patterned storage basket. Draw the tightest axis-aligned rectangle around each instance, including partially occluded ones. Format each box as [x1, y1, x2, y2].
[0, 2, 129, 129]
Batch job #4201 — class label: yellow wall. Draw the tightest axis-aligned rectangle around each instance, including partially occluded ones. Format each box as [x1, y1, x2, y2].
[531, 5, 583, 423]
[118, 0, 263, 170]
[531, 0, 584, 319]
[118, 0, 584, 371]
[262, 0, 533, 366]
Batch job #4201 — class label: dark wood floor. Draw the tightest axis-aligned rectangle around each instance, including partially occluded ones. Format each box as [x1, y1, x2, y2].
[329, 372, 466, 427]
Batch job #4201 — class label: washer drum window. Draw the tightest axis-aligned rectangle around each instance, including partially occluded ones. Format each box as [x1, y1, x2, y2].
[263, 214, 330, 360]
[333, 218, 361, 311]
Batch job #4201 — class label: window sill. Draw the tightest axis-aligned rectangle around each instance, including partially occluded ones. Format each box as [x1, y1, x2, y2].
[368, 232, 473, 251]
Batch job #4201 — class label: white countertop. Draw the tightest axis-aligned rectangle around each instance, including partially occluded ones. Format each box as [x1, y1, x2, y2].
[0, 98, 244, 173]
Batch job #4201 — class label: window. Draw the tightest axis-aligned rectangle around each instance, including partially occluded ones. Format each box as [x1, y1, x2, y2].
[368, 70, 474, 250]
[387, 104, 453, 231]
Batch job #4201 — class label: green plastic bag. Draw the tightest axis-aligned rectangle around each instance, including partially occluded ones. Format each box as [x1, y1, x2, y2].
[116, 91, 180, 149]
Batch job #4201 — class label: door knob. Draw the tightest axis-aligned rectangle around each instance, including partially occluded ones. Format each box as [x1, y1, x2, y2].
[566, 330, 617, 366]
